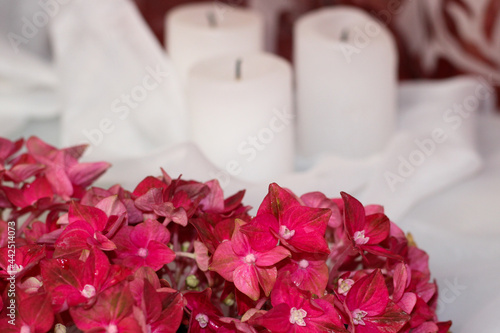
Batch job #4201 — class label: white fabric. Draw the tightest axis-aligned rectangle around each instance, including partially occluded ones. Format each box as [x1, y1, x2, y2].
[51, 0, 187, 160]
[97, 76, 490, 222]
[359, 77, 487, 218]
[398, 113, 500, 332]
[1, 1, 499, 332]
[0, 0, 59, 136]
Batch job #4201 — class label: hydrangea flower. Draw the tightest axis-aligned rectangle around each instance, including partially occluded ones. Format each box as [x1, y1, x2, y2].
[210, 220, 291, 300]
[0, 137, 452, 333]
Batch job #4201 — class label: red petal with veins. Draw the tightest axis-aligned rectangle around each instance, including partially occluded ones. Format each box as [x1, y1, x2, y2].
[71, 283, 140, 332]
[281, 256, 329, 297]
[194, 240, 210, 272]
[255, 246, 290, 266]
[341, 192, 366, 235]
[144, 241, 175, 270]
[255, 266, 277, 297]
[133, 176, 167, 196]
[18, 293, 54, 332]
[364, 213, 390, 245]
[257, 183, 301, 218]
[68, 161, 110, 188]
[26, 136, 55, 156]
[53, 220, 95, 258]
[7, 163, 45, 182]
[249, 303, 291, 333]
[134, 188, 163, 211]
[346, 270, 388, 316]
[93, 232, 117, 251]
[392, 263, 408, 302]
[210, 241, 240, 282]
[240, 213, 279, 252]
[398, 292, 417, 314]
[233, 265, 260, 301]
[356, 301, 410, 333]
[95, 195, 127, 218]
[281, 205, 330, 254]
[151, 290, 184, 333]
[0, 137, 23, 162]
[199, 179, 225, 213]
[301, 191, 343, 228]
[130, 219, 170, 247]
[69, 202, 108, 231]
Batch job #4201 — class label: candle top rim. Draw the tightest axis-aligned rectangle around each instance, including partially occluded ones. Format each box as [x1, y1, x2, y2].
[188, 53, 291, 84]
[298, 5, 378, 23]
[296, 5, 390, 44]
[167, 2, 262, 30]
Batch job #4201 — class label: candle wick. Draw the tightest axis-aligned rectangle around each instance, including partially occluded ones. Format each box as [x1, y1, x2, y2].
[207, 12, 217, 27]
[340, 29, 349, 42]
[235, 58, 243, 80]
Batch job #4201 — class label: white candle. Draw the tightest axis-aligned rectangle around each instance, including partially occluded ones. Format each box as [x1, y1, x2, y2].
[187, 53, 294, 183]
[166, 2, 264, 83]
[295, 6, 398, 159]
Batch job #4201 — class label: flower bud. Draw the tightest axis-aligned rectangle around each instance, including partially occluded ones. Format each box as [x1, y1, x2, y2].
[186, 275, 200, 288]
[223, 293, 235, 307]
[55, 324, 67, 333]
[181, 241, 191, 252]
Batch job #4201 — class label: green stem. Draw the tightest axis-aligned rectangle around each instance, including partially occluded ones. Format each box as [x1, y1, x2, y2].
[175, 252, 196, 260]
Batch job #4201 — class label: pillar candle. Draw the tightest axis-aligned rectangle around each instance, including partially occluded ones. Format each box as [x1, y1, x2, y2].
[295, 6, 398, 159]
[187, 53, 294, 183]
[166, 2, 264, 83]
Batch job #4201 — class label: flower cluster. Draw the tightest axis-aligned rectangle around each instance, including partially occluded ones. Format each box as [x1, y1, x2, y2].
[0, 137, 451, 333]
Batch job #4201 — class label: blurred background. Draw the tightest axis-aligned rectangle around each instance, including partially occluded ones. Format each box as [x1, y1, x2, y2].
[1, 2, 500, 331]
